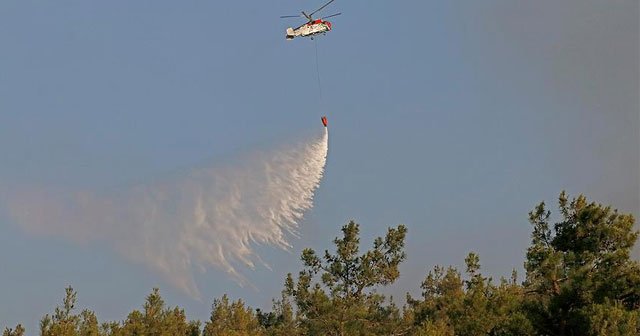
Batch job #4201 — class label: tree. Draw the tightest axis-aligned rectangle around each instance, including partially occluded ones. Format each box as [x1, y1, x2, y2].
[12, 191, 638, 335]
[37, 286, 103, 336]
[407, 254, 533, 336]
[2, 325, 25, 336]
[99, 322, 123, 336]
[284, 221, 407, 336]
[118, 288, 197, 336]
[524, 191, 640, 335]
[257, 293, 300, 336]
[583, 301, 640, 336]
[203, 294, 264, 336]
[39, 286, 77, 336]
[412, 319, 454, 336]
[78, 310, 99, 336]
[143, 288, 170, 336]
[121, 310, 145, 335]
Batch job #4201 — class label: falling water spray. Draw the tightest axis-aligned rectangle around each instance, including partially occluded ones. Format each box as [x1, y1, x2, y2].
[4, 127, 329, 299]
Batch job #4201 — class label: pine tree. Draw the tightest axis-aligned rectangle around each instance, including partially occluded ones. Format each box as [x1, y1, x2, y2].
[203, 294, 264, 336]
[524, 192, 640, 335]
[2, 325, 25, 336]
[284, 221, 408, 336]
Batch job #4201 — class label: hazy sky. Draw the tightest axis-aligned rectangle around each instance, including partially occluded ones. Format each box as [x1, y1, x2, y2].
[1, 0, 638, 331]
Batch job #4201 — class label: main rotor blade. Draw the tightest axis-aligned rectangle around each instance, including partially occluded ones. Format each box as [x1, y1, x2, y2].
[321, 12, 341, 19]
[280, 15, 301, 18]
[310, 0, 335, 17]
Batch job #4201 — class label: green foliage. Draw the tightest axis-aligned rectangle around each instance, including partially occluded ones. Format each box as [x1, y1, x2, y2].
[121, 310, 145, 335]
[257, 293, 300, 336]
[78, 310, 99, 336]
[118, 288, 196, 336]
[203, 294, 264, 336]
[99, 322, 122, 336]
[582, 301, 640, 336]
[36, 287, 200, 336]
[413, 319, 454, 336]
[407, 254, 534, 336]
[6, 192, 637, 336]
[2, 325, 25, 336]
[283, 221, 408, 336]
[524, 192, 640, 335]
[39, 286, 100, 336]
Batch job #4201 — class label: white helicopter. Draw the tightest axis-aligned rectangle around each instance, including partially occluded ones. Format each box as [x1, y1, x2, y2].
[280, 0, 341, 40]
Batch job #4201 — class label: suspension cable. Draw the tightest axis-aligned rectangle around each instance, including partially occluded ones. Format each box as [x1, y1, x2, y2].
[314, 38, 323, 105]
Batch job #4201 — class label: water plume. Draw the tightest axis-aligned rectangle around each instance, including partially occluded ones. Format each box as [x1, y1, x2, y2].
[3, 128, 329, 299]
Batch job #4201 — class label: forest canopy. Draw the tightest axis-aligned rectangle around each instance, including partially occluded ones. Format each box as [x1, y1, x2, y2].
[4, 192, 639, 336]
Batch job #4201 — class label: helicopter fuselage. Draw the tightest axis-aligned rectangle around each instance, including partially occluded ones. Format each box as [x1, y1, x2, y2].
[286, 20, 332, 40]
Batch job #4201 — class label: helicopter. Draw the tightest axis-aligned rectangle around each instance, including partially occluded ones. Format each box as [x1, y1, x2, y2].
[280, 0, 341, 40]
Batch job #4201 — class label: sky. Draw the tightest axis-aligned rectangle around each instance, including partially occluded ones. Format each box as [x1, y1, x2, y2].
[0, 0, 638, 332]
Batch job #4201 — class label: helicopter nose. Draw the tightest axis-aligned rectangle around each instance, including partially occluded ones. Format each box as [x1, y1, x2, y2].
[326, 21, 332, 30]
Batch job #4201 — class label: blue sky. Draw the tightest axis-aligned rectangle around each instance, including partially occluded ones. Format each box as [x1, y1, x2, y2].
[1, 0, 638, 331]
